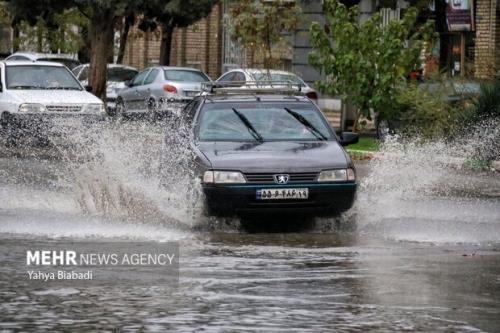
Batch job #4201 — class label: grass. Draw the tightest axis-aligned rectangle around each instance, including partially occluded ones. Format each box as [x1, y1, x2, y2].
[347, 136, 380, 152]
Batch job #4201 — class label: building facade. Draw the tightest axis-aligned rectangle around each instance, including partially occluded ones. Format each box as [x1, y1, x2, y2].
[120, 0, 500, 80]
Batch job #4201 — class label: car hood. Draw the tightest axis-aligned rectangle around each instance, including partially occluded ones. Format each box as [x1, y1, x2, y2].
[197, 140, 349, 173]
[7, 89, 103, 104]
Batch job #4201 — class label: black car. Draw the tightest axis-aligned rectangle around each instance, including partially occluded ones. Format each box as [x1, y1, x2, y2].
[181, 84, 359, 217]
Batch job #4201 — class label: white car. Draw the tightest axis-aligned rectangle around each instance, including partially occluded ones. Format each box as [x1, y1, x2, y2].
[6, 52, 81, 70]
[0, 61, 105, 145]
[215, 68, 318, 101]
[72, 64, 138, 113]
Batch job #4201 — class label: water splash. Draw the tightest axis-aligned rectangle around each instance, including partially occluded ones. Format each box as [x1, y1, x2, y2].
[47, 115, 204, 229]
[353, 118, 500, 243]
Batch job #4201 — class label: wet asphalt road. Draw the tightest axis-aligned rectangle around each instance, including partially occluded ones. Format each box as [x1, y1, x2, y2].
[0, 125, 500, 332]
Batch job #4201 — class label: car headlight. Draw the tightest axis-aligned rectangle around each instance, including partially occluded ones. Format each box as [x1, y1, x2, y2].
[317, 168, 355, 182]
[203, 171, 246, 184]
[82, 103, 105, 114]
[18, 103, 46, 113]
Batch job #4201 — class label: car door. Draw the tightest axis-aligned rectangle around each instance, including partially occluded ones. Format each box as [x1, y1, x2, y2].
[122, 68, 150, 111]
[140, 68, 160, 104]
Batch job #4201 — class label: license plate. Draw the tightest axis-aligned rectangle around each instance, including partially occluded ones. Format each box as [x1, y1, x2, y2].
[256, 188, 309, 200]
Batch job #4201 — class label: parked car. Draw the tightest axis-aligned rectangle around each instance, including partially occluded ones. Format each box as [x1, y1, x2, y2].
[215, 68, 318, 101]
[6, 52, 81, 70]
[0, 61, 105, 146]
[116, 66, 211, 118]
[179, 82, 358, 217]
[72, 64, 138, 114]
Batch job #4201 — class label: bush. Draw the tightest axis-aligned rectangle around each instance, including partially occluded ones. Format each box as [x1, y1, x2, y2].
[466, 80, 500, 123]
[393, 81, 465, 140]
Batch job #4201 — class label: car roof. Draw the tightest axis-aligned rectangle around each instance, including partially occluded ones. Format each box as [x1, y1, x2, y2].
[7, 52, 78, 60]
[203, 94, 310, 103]
[78, 63, 138, 71]
[2, 60, 66, 67]
[160, 66, 204, 72]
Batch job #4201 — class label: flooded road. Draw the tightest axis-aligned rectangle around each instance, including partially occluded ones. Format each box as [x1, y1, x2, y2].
[1, 122, 499, 332]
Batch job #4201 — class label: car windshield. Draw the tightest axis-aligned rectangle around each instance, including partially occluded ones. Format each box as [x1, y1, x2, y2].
[164, 70, 209, 82]
[6, 65, 82, 90]
[198, 102, 332, 141]
[252, 72, 305, 86]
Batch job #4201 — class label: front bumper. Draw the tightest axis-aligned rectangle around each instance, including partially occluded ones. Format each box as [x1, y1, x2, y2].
[6, 112, 105, 135]
[203, 182, 357, 217]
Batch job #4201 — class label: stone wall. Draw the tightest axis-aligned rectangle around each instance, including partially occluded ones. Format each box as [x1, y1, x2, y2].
[122, 4, 222, 79]
[474, 0, 500, 78]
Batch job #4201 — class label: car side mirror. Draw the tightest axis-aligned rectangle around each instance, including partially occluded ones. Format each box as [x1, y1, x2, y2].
[340, 132, 359, 146]
[124, 80, 132, 87]
[84, 85, 92, 92]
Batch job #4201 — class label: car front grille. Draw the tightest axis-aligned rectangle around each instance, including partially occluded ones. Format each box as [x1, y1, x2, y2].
[244, 172, 318, 184]
[46, 105, 83, 112]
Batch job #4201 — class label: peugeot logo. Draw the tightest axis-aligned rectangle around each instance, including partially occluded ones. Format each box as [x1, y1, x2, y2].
[273, 174, 290, 184]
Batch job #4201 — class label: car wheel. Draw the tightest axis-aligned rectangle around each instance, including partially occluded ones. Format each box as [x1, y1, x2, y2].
[115, 98, 126, 121]
[147, 98, 157, 122]
[376, 119, 391, 141]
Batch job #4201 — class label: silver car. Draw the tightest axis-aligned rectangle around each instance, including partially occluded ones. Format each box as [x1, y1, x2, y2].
[72, 64, 138, 113]
[216, 68, 318, 101]
[116, 66, 211, 117]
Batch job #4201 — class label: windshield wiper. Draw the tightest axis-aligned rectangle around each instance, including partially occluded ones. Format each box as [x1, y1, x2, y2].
[284, 107, 327, 141]
[232, 108, 263, 142]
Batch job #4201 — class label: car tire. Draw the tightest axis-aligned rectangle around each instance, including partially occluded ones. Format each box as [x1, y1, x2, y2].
[115, 98, 126, 121]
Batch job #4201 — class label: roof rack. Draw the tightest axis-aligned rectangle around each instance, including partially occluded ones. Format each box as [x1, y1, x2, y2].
[201, 81, 303, 95]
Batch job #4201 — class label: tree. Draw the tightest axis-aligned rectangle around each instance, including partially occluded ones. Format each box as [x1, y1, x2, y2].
[309, 0, 435, 131]
[229, 0, 302, 70]
[8, 0, 146, 101]
[142, 0, 217, 66]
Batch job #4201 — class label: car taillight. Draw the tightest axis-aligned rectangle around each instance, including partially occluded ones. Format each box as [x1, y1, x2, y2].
[306, 91, 318, 100]
[163, 84, 177, 93]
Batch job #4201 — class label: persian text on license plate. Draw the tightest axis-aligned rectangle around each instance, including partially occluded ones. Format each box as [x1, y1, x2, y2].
[256, 188, 309, 200]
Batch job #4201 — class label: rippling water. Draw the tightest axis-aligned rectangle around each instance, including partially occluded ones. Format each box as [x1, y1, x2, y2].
[0, 119, 499, 332]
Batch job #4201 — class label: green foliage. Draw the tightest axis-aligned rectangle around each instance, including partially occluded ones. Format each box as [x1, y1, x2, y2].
[395, 82, 464, 139]
[346, 136, 380, 152]
[309, 0, 435, 131]
[229, 0, 302, 70]
[14, 9, 87, 53]
[468, 80, 500, 122]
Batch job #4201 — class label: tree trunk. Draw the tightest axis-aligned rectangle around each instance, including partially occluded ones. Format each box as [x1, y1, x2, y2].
[159, 21, 174, 66]
[88, 10, 115, 101]
[116, 15, 132, 64]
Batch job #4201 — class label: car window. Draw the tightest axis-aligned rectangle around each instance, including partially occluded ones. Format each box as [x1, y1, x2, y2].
[232, 72, 246, 82]
[75, 66, 89, 81]
[131, 69, 150, 87]
[108, 67, 138, 82]
[217, 72, 234, 82]
[253, 72, 306, 86]
[198, 102, 332, 141]
[143, 68, 159, 85]
[7, 56, 29, 61]
[72, 65, 83, 77]
[164, 70, 209, 82]
[6, 65, 82, 90]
